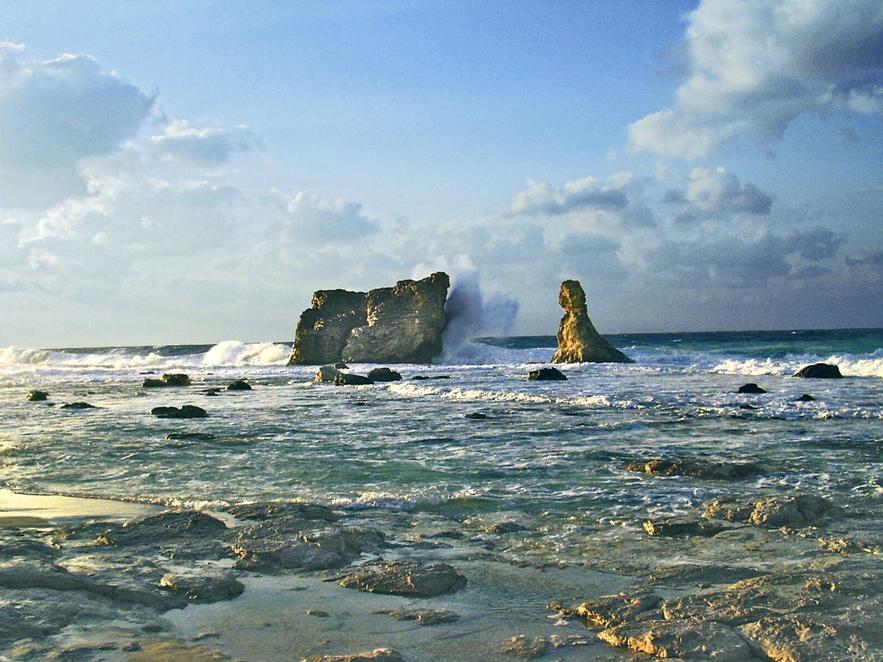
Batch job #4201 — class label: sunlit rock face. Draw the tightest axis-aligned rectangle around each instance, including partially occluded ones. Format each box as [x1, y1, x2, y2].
[551, 280, 633, 364]
[288, 272, 450, 365]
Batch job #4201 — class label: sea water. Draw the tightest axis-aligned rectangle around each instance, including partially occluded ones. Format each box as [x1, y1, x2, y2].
[1, 330, 882, 659]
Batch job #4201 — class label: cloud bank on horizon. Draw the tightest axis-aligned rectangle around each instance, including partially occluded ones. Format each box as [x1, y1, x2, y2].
[0, 0, 881, 346]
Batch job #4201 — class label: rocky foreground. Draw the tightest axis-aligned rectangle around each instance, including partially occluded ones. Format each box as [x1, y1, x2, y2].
[2, 474, 880, 660]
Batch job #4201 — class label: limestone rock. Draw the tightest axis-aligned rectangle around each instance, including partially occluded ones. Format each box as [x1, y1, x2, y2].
[624, 458, 763, 480]
[289, 289, 368, 365]
[597, 618, 752, 660]
[343, 272, 450, 363]
[500, 635, 548, 658]
[301, 649, 402, 662]
[289, 272, 449, 365]
[551, 280, 632, 364]
[795, 362, 843, 378]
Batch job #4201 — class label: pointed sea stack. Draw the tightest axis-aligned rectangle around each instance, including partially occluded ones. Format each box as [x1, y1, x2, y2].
[288, 272, 450, 365]
[551, 280, 632, 364]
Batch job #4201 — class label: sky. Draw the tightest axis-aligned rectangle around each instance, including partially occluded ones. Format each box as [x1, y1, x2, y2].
[1, 0, 881, 346]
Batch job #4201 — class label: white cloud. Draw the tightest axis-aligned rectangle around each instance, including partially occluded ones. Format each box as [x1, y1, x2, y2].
[268, 191, 380, 248]
[665, 166, 773, 220]
[151, 119, 259, 164]
[0, 43, 155, 207]
[628, 0, 883, 158]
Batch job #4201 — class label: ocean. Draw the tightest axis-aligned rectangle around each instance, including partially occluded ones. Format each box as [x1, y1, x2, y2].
[1, 329, 881, 660]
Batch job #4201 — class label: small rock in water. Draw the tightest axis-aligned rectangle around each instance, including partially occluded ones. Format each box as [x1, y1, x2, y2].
[203, 387, 223, 396]
[643, 517, 726, 537]
[366, 367, 402, 382]
[227, 380, 252, 391]
[380, 608, 460, 625]
[334, 373, 374, 386]
[465, 412, 488, 420]
[624, 458, 763, 480]
[333, 362, 349, 369]
[484, 522, 527, 534]
[528, 367, 567, 381]
[167, 432, 216, 441]
[795, 362, 842, 378]
[796, 393, 816, 402]
[306, 608, 330, 617]
[151, 404, 208, 419]
[159, 570, 244, 603]
[143, 373, 192, 388]
[737, 383, 767, 394]
[412, 374, 451, 380]
[301, 649, 403, 662]
[335, 560, 467, 597]
[500, 635, 548, 658]
[60, 401, 98, 410]
[315, 365, 342, 383]
[26, 390, 49, 401]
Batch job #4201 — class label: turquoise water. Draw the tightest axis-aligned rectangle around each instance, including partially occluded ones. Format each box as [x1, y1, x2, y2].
[1, 329, 881, 565]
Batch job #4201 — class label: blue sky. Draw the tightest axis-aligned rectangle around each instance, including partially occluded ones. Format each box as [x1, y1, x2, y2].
[1, 1, 881, 345]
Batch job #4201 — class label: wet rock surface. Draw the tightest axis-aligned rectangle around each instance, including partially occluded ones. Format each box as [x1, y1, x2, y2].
[334, 373, 374, 386]
[60, 401, 98, 410]
[151, 404, 208, 419]
[527, 367, 567, 381]
[500, 634, 548, 658]
[366, 367, 402, 382]
[26, 390, 48, 402]
[226, 380, 252, 391]
[144, 373, 192, 387]
[379, 608, 460, 625]
[736, 382, 767, 393]
[335, 560, 467, 597]
[625, 458, 763, 480]
[703, 494, 842, 528]
[301, 649, 403, 662]
[795, 362, 843, 378]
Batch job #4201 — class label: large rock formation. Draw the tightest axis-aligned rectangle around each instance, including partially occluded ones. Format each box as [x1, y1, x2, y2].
[288, 273, 450, 365]
[551, 280, 632, 364]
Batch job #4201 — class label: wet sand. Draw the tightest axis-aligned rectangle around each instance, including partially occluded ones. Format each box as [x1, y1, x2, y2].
[0, 489, 160, 527]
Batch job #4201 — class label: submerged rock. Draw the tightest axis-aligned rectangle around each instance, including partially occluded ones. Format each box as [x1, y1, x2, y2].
[380, 608, 460, 625]
[225, 501, 339, 523]
[26, 390, 49, 402]
[366, 367, 402, 382]
[796, 393, 816, 402]
[624, 458, 763, 480]
[335, 560, 466, 597]
[60, 401, 98, 410]
[159, 570, 244, 603]
[226, 380, 252, 391]
[500, 635, 548, 658]
[465, 412, 489, 420]
[232, 526, 383, 573]
[560, 591, 662, 628]
[301, 649, 403, 662]
[412, 374, 450, 380]
[643, 517, 727, 538]
[151, 405, 208, 419]
[702, 494, 841, 528]
[737, 383, 767, 394]
[334, 373, 374, 386]
[94, 511, 227, 553]
[528, 367, 567, 381]
[795, 363, 843, 378]
[289, 272, 449, 365]
[166, 432, 216, 441]
[484, 522, 527, 534]
[551, 280, 632, 364]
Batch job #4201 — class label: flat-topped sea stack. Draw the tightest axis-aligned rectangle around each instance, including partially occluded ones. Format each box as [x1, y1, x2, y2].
[288, 272, 450, 365]
[551, 280, 632, 364]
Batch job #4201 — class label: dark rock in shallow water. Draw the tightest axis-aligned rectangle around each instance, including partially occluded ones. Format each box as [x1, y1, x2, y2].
[315, 365, 342, 382]
[484, 522, 527, 534]
[60, 401, 98, 410]
[166, 432, 216, 441]
[232, 526, 384, 573]
[465, 412, 488, 420]
[380, 608, 460, 625]
[26, 390, 49, 402]
[151, 404, 207, 419]
[302, 649, 403, 662]
[737, 383, 767, 394]
[702, 494, 841, 528]
[95, 511, 227, 547]
[551, 279, 632, 364]
[796, 393, 816, 402]
[225, 501, 339, 522]
[412, 374, 450, 380]
[624, 458, 763, 480]
[143, 373, 192, 388]
[366, 367, 402, 382]
[643, 517, 727, 537]
[528, 367, 567, 381]
[500, 635, 548, 659]
[159, 570, 244, 603]
[795, 362, 843, 378]
[203, 388, 222, 396]
[226, 380, 252, 391]
[334, 373, 373, 386]
[335, 560, 467, 597]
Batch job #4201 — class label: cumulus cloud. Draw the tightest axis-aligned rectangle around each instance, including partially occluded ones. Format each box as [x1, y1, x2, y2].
[628, 0, 883, 158]
[267, 191, 380, 248]
[0, 43, 155, 207]
[151, 119, 259, 164]
[666, 167, 773, 220]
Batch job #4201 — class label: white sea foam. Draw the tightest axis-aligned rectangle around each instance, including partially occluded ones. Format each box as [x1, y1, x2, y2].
[201, 340, 290, 366]
[712, 353, 883, 378]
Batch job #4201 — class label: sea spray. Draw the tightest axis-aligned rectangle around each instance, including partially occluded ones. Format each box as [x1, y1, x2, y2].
[441, 272, 519, 362]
